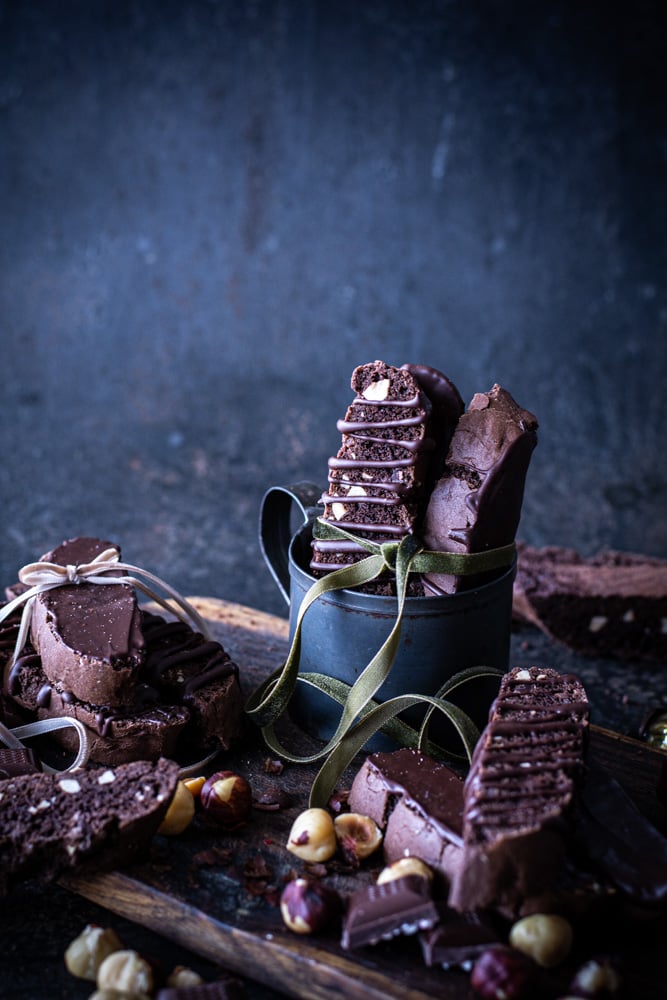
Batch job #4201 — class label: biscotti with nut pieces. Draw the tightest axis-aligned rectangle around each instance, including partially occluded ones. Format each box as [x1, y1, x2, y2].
[513, 542, 667, 663]
[0, 756, 179, 895]
[448, 666, 589, 916]
[311, 360, 461, 594]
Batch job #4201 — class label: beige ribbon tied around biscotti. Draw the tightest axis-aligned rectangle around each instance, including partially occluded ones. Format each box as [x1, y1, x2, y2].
[0, 546, 213, 686]
[0, 547, 216, 774]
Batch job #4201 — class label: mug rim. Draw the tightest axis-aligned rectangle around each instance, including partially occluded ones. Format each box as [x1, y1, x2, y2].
[288, 520, 517, 614]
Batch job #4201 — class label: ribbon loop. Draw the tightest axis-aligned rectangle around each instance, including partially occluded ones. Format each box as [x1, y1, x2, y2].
[247, 517, 514, 804]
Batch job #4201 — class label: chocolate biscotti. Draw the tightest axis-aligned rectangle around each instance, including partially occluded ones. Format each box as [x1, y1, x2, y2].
[0, 756, 179, 895]
[448, 666, 589, 916]
[1, 537, 244, 766]
[348, 747, 465, 880]
[513, 542, 667, 663]
[423, 385, 538, 595]
[311, 361, 462, 594]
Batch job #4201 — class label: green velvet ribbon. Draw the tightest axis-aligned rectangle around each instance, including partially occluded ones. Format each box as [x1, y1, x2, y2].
[245, 518, 514, 807]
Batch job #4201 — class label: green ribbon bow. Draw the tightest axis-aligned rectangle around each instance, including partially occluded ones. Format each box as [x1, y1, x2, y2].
[246, 518, 514, 807]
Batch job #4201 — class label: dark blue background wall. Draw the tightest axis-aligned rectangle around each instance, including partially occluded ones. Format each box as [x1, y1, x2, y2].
[1, 0, 665, 615]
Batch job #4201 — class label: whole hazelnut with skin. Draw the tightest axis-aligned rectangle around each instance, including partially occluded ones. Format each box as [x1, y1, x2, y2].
[470, 945, 537, 999]
[200, 771, 252, 828]
[280, 877, 343, 935]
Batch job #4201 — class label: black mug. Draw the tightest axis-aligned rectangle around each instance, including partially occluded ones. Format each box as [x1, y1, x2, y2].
[259, 482, 515, 745]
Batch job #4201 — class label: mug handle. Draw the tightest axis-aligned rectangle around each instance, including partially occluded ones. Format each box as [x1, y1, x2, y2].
[259, 482, 323, 606]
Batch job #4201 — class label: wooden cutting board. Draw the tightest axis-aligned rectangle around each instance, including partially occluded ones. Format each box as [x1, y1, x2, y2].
[62, 598, 667, 1000]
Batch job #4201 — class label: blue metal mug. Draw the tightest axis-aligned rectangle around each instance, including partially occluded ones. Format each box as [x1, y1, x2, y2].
[259, 482, 515, 747]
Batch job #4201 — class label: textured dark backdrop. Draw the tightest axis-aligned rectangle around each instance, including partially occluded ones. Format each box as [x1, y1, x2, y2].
[1, 0, 665, 620]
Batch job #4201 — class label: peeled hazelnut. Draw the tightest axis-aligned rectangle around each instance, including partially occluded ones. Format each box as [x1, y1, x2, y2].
[568, 956, 622, 996]
[334, 812, 382, 861]
[200, 771, 252, 828]
[362, 378, 390, 400]
[470, 945, 536, 999]
[158, 780, 196, 836]
[64, 924, 124, 981]
[88, 992, 149, 1000]
[377, 856, 433, 885]
[96, 949, 153, 994]
[182, 775, 206, 798]
[286, 807, 337, 862]
[509, 913, 573, 968]
[280, 877, 343, 934]
[166, 965, 204, 986]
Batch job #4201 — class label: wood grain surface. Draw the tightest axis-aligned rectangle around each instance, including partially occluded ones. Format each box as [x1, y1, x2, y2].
[62, 598, 667, 1000]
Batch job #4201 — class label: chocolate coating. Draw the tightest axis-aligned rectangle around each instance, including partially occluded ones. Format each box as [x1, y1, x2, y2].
[423, 385, 538, 594]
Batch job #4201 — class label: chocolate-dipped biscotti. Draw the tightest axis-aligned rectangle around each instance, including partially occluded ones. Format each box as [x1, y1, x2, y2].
[422, 384, 538, 595]
[1, 537, 244, 766]
[448, 666, 589, 916]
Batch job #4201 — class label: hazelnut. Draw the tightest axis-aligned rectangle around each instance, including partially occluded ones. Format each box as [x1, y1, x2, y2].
[64, 924, 124, 981]
[200, 771, 252, 828]
[286, 807, 337, 862]
[182, 775, 206, 798]
[96, 950, 153, 995]
[158, 781, 196, 836]
[470, 945, 536, 999]
[509, 913, 573, 968]
[376, 857, 433, 885]
[166, 965, 204, 987]
[88, 990, 149, 1000]
[88, 992, 149, 1000]
[568, 956, 622, 996]
[280, 877, 343, 935]
[334, 812, 382, 861]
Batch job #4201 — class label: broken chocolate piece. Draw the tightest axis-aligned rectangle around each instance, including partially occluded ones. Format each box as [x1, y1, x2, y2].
[423, 385, 537, 594]
[513, 543, 667, 663]
[420, 907, 500, 969]
[449, 666, 589, 916]
[341, 873, 440, 949]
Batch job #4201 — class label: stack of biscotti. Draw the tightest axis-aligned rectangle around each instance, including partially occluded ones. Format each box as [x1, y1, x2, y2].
[422, 384, 538, 595]
[0, 757, 179, 895]
[2, 537, 244, 766]
[310, 362, 538, 595]
[513, 542, 667, 663]
[310, 360, 463, 594]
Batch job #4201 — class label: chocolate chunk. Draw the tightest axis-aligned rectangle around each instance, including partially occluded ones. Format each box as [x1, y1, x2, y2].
[513, 543, 667, 663]
[347, 747, 464, 880]
[449, 666, 589, 916]
[423, 385, 537, 594]
[156, 978, 245, 1000]
[341, 874, 440, 949]
[420, 908, 500, 969]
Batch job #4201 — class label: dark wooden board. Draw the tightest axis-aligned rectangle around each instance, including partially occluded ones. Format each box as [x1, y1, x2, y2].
[62, 598, 667, 1000]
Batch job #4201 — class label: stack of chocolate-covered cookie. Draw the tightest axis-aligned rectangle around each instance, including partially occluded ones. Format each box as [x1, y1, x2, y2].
[2, 537, 244, 766]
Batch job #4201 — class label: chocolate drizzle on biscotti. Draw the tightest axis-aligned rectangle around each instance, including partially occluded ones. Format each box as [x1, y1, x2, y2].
[311, 361, 463, 593]
[448, 666, 589, 916]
